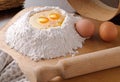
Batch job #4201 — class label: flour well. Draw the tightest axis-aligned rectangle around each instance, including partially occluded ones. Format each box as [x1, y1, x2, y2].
[6, 6, 86, 61]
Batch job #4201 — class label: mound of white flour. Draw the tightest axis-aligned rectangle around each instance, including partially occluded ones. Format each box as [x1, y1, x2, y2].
[6, 6, 85, 61]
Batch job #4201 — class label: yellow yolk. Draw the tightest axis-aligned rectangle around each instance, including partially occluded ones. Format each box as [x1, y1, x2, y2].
[29, 10, 65, 29]
[49, 13, 60, 20]
[39, 17, 49, 23]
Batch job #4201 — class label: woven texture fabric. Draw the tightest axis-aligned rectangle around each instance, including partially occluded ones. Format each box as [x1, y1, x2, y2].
[0, 0, 24, 11]
[0, 50, 29, 82]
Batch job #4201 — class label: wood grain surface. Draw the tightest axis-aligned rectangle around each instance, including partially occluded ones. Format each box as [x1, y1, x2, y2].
[0, 6, 120, 82]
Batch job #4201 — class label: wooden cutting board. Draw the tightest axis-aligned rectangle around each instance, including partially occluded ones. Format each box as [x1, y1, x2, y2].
[0, 7, 120, 82]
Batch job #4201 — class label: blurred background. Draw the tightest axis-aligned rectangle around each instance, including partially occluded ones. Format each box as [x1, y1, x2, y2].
[0, 0, 119, 28]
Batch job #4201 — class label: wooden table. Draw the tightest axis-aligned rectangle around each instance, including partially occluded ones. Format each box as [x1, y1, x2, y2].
[0, 0, 120, 82]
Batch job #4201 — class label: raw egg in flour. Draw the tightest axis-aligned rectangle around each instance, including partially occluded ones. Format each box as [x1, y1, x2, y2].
[75, 19, 95, 37]
[99, 22, 118, 42]
[29, 10, 65, 29]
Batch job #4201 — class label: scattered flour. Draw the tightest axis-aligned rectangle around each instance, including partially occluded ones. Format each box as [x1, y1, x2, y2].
[6, 6, 86, 61]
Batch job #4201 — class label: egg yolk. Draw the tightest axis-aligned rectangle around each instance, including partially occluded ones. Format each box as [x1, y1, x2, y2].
[29, 10, 65, 29]
[39, 17, 49, 23]
[38, 13, 64, 27]
[49, 13, 60, 20]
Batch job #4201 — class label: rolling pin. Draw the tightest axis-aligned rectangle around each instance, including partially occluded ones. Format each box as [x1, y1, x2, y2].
[35, 46, 120, 82]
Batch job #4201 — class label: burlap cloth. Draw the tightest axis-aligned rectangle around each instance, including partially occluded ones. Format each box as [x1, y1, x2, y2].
[0, 50, 29, 82]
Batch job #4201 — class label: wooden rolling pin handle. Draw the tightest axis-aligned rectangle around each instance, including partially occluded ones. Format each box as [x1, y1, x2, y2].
[37, 46, 120, 82]
[35, 64, 62, 82]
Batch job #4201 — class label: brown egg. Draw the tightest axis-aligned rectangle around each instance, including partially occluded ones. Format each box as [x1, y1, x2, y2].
[99, 22, 118, 42]
[75, 19, 95, 37]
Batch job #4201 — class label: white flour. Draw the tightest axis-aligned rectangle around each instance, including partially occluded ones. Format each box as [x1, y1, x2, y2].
[6, 6, 85, 61]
